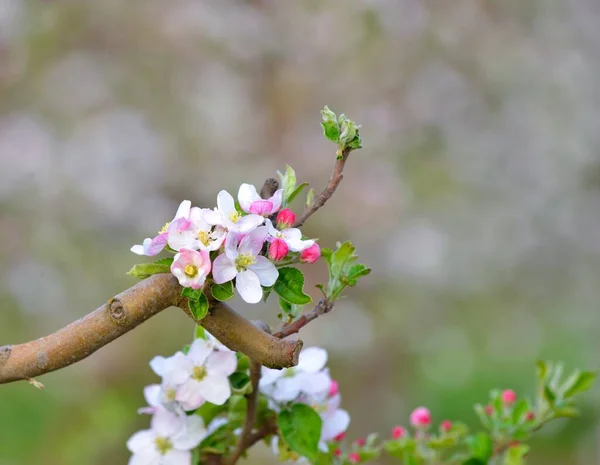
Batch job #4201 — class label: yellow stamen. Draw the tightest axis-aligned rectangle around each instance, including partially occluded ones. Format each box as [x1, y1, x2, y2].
[229, 212, 241, 223]
[193, 365, 207, 381]
[155, 437, 173, 455]
[184, 264, 198, 277]
[197, 231, 210, 246]
[235, 253, 256, 271]
[158, 222, 170, 234]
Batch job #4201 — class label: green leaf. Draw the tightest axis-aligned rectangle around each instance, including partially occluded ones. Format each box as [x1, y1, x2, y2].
[195, 325, 207, 340]
[229, 372, 252, 395]
[462, 459, 487, 465]
[277, 165, 298, 207]
[348, 133, 363, 150]
[189, 291, 209, 321]
[474, 404, 492, 428]
[543, 384, 556, 406]
[236, 353, 250, 372]
[511, 399, 530, 424]
[554, 406, 580, 418]
[339, 119, 357, 147]
[346, 263, 371, 286]
[127, 258, 173, 279]
[287, 182, 309, 205]
[228, 395, 247, 425]
[306, 188, 315, 207]
[182, 287, 202, 300]
[279, 297, 293, 316]
[322, 241, 371, 300]
[536, 360, 549, 384]
[195, 401, 227, 425]
[383, 438, 416, 459]
[211, 281, 234, 301]
[278, 404, 322, 462]
[503, 444, 530, 465]
[274, 267, 312, 305]
[321, 121, 339, 143]
[562, 371, 596, 399]
[466, 432, 493, 462]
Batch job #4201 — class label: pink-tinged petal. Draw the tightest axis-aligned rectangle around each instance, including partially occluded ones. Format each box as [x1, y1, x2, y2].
[168, 225, 197, 252]
[224, 232, 242, 261]
[217, 190, 236, 216]
[144, 384, 162, 408]
[196, 375, 231, 405]
[235, 270, 262, 304]
[234, 214, 265, 233]
[206, 351, 238, 377]
[248, 256, 278, 286]
[248, 200, 274, 216]
[127, 430, 157, 454]
[174, 200, 192, 220]
[187, 339, 213, 365]
[321, 409, 350, 442]
[212, 254, 237, 284]
[202, 208, 223, 226]
[144, 234, 168, 256]
[300, 243, 321, 263]
[162, 450, 191, 465]
[190, 207, 211, 231]
[273, 377, 301, 402]
[175, 380, 205, 411]
[298, 347, 328, 373]
[268, 189, 283, 213]
[238, 226, 268, 256]
[151, 407, 184, 437]
[172, 415, 207, 450]
[238, 183, 260, 212]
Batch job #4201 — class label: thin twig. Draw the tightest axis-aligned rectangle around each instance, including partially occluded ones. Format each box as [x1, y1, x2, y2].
[294, 148, 352, 228]
[273, 299, 334, 339]
[226, 359, 263, 465]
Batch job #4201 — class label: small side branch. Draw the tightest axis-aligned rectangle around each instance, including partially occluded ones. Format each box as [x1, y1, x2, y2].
[294, 148, 351, 228]
[273, 299, 334, 339]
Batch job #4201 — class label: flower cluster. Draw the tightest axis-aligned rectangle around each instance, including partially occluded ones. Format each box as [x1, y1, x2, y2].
[131, 184, 320, 304]
[261, 347, 351, 454]
[127, 336, 238, 465]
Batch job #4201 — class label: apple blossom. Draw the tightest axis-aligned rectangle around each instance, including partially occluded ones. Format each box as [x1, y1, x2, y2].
[204, 190, 264, 233]
[212, 227, 278, 304]
[131, 200, 192, 256]
[268, 238, 289, 261]
[171, 338, 238, 410]
[238, 183, 283, 216]
[501, 389, 517, 405]
[410, 407, 432, 428]
[299, 242, 321, 263]
[171, 249, 211, 290]
[167, 207, 226, 252]
[265, 219, 314, 252]
[127, 407, 207, 465]
[391, 425, 406, 439]
[317, 393, 351, 445]
[276, 208, 296, 229]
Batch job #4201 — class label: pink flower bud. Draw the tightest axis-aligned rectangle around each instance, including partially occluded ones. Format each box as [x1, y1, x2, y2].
[440, 420, 452, 433]
[334, 449, 342, 458]
[300, 243, 321, 263]
[410, 407, 432, 428]
[348, 452, 361, 464]
[354, 438, 366, 447]
[524, 411, 535, 422]
[333, 432, 346, 442]
[391, 426, 406, 439]
[484, 405, 494, 416]
[277, 208, 296, 229]
[329, 380, 339, 397]
[268, 238, 289, 261]
[501, 389, 517, 406]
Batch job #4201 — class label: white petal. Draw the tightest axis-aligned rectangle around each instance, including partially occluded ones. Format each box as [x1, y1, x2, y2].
[298, 347, 328, 373]
[273, 377, 301, 402]
[321, 409, 350, 441]
[144, 384, 162, 408]
[202, 208, 223, 226]
[127, 430, 157, 454]
[151, 407, 184, 437]
[175, 380, 204, 411]
[235, 214, 265, 233]
[299, 372, 331, 396]
[269, 189, 283, 212]
[174, 200, 192, 220]
[187, 339, 213, 366]
[259, 367, 284, 387]
[163, 353, 193, 385]
[224, 232, 242, 261]
[162, 450, 191, 465]
[238, 226, 268, 256]
[217, 190, 236, 216]
[206, 351, 238, 377]
[128, 452, 160, 465]
[212, 254, 238, 284]
[281, 228, 302, 242]
[235, 270, 263, 304]
[149, 356, 166, 377]
[287, 238, 314, 253]
[131, 244, 146, 255]
[196, 375, 232, 405]
[172, 415, 207, 450]
[265, 218, 278, 236]
[237, 183, 260, 212]
[248, 256, 278, 287]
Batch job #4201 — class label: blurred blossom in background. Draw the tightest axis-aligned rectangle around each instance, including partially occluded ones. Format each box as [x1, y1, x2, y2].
[1, 1, 599, 464]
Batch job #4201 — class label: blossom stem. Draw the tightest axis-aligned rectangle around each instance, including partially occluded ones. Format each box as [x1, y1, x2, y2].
[275, 258, 300, 267]
[273, 298, 334, 338]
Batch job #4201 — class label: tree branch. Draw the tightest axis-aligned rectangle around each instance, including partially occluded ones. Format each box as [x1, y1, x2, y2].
[0, 274, 302, 385]
[294, 148, 351, 228]
[273, 298, 334, 339]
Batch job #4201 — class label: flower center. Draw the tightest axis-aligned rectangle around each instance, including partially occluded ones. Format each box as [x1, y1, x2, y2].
[192, 365, 208, 381]
[197, 231, 210, 246]
[235, 253, 256, 271]
[229, 211, 241, 223]
[154, 437, 173, 455]
[184, 264, 198, 277]
[165, 387, 177, 401]
[311, 402, 327, 414]
[282, 368, 296, 378]
[158, 222, 170, 234]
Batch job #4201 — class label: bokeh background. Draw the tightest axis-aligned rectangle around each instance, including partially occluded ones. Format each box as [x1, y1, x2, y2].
[1, 0, 599, 464]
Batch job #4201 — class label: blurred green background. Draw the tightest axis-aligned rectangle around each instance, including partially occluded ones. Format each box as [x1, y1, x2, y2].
[1, 0, 599, 464]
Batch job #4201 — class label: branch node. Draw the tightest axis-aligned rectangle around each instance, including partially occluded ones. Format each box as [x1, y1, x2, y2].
[107, 297, 127, 326]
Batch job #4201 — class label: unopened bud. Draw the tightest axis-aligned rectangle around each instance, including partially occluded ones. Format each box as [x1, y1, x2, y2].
[277, 208, 296, 229]
[354, 438, 366, 447]
[300, 243, 321, 263]
[268, 238, 288, 261]
[339, 120, 357, 146]
[410, 407, 432, 429]
[484, 405, 494, 416]
[329, 380, 339, 397]
[334, 448, 343, 457]
[501, 389, 517, 406]
[440, 420, 452, 433]
[348, 452, 361, 464]
[333, 432, 346, 442]
[524, 411, 535, 422]
[391, 426, 406, 439]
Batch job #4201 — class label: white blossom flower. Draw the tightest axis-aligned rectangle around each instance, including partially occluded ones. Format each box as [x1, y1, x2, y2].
[204, 190, 264, 233]
[238, 183, 283, 216]
[259, 347, 331, 404]
[212, 227, 278, 304]
[265, 219, 314, 252]
[170, 249, 211, 290]
[167, 207, 226, 252]
[131, 200, 192, 256]
[127, 407, 207, 465]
